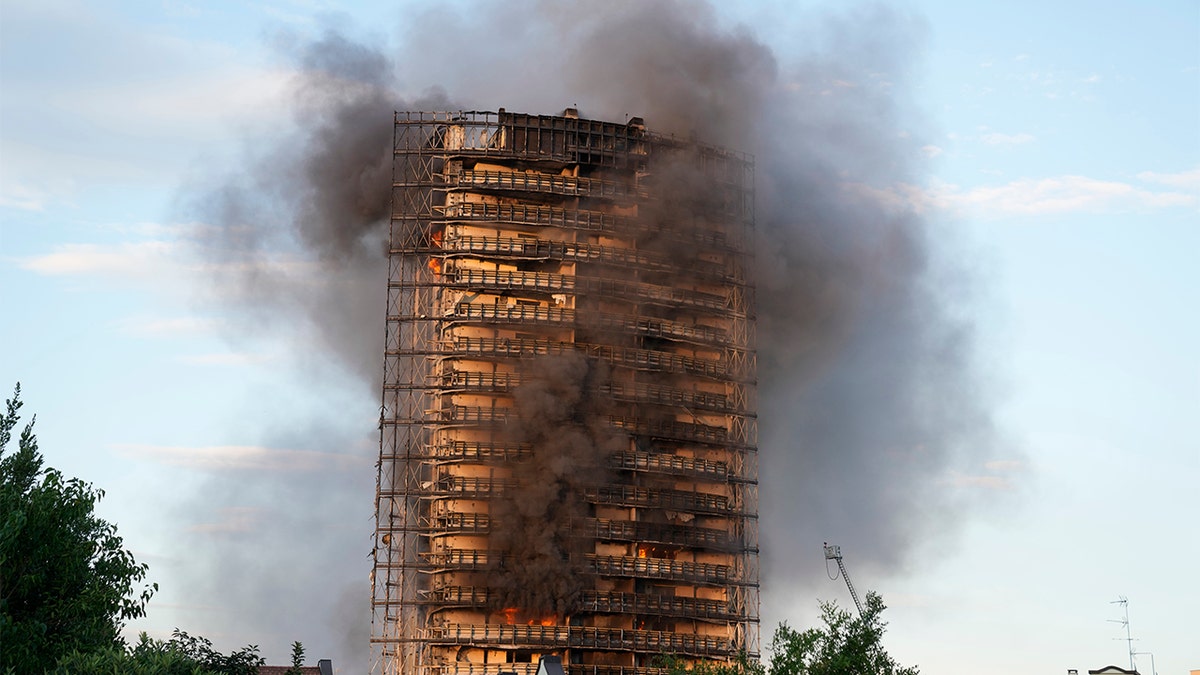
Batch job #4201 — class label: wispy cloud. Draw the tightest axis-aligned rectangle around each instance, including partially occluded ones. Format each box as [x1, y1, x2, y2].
[188, 506, 264, 534]
[979, 131, 1035, 146]
[984, 459, 1027, 473]
[943, 470, 1017, 491]
[69, 65, 291, 138]
[0, 182, 48, 211]
[945, 458, 1028, 490]
[105, 221, 200, 238]
[113, 443, 368, 472]
[1137, 167, 1200, 191]
[20, 237, 319, 298]
[1, 4, 292, 199]
[849, 170, 1198, 219]
[940, 174, 1196, 215]
[20, 241, 185, 279]
[178, 352, 273, 366]
[115, 316, 223, 337]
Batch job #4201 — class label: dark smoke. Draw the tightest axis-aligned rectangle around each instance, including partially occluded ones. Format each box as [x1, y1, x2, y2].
[179, 0, 1010, 666]
[488, 353, 625, 617]
[173, 30, 451, 670]
[393, 0, 1008, 597]
[189, 29, 452, 385]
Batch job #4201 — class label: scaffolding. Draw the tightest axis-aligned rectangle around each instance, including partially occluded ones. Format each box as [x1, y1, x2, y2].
[372, 109, 758, 675]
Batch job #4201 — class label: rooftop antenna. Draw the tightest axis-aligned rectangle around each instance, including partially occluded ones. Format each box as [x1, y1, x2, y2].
[1107, 596, 1134, 670]
[1132, 650, 1156, 675]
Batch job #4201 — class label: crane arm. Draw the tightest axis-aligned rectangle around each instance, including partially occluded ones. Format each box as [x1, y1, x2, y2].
[823, 542, 865, 617]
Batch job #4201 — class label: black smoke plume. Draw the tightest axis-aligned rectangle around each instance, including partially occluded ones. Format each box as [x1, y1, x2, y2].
[180, 0, 1009, 666]
[190, 30, 453, 385]
[487, 353, 624, 617]
[176, 30, 452, 670]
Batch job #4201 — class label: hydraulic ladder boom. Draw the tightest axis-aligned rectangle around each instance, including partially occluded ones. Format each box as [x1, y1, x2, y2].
[823, 542, 864, 617]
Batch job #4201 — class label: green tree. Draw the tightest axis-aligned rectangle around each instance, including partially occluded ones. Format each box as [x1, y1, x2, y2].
[0, 384, 156, 672]
[285, 640, 305, 675]
[768, 592, 918, 675]
[154, 629, 263, 675]
[54, 632, 220, 675]
[53, 629, 264, 674]
[660, 591, 917, 675]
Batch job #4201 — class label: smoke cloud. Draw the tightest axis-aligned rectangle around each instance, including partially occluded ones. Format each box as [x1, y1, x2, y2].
[488, 353, 624, 617]
[174, 31, 450, 670]
[188, 29, 452, 385]
[178, 0, 1009, 667]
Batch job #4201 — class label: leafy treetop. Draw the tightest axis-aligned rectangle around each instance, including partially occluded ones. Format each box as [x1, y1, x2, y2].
[658, 591, 918, 675]
[53, 629, 264, 675]
[1, 384, 157, 673]
[768, 592, 919, 675]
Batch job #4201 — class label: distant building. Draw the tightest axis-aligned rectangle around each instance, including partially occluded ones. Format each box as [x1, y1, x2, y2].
[1088, 667, 1139, 675]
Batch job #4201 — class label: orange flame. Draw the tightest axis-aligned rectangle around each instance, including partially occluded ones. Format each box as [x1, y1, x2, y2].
[499, 607, 557, 626]
[427, 229, 444, 275]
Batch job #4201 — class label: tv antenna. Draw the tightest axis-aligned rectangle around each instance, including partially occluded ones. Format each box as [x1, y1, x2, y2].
[1107, 596, 1134, 670]
[1133, 650, 1156, 675]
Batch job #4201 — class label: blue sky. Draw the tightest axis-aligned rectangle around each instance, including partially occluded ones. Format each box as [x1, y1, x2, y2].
[2, 1, 1197, 673]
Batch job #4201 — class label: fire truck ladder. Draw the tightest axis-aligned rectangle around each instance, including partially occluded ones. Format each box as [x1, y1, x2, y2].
[823, 542, 864, 617]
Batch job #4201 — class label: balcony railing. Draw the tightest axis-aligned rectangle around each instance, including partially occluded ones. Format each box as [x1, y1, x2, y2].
[587, 485, 731, 515]
[588, 554, 733, 585]
[614, 451, 728, 480]
[440, 202, 749, 253]
[609, 416, 730, 445]
[416, 550, 738, 586]
[438, 235, 731, 280]
[450, 170, 643, 200]
[416, 664, 677, 675]
[446, 338, 728, 379]
[420, 623, 732, 658]
[443, 202, 624, 234]
[445, 303, 729, 347]
[421, 587, 735, 620]
[449, 268, 729, 314]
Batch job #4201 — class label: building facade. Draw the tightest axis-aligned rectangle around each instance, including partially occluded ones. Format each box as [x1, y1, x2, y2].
[371, 109, 758, 675]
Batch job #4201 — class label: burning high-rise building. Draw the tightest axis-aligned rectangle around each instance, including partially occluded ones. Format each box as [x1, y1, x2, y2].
[372, 109, 758, 675]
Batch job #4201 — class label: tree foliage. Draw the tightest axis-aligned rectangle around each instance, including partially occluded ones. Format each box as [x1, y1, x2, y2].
[767, 592, 918, 675]
[159, 629, 264, 675]
[286, 640, 306, 675]
[0, 385, 267, 674]
[0, 384, 155, 672]
[53, 629, 264, 675]
[661, 591, 917, 675]
[54, 632, 220, 675]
